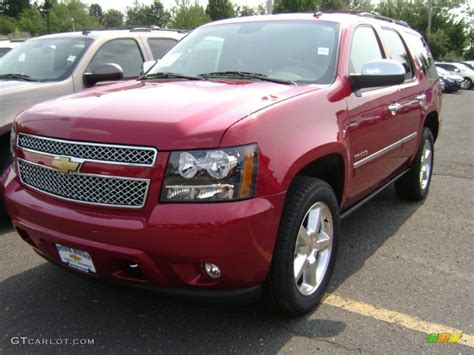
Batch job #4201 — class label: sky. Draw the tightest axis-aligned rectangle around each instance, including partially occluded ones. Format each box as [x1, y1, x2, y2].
[82, 0, 267, 12]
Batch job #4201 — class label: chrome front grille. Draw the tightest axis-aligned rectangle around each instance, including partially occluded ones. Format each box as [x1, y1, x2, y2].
[18, 160, 150, 208]
[18, 133, 157, 166]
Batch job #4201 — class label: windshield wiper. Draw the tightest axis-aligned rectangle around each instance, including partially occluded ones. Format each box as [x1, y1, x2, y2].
[140, 72, 204, 81]
[199, 71, 295, 85]
[0, 73, 38, 82]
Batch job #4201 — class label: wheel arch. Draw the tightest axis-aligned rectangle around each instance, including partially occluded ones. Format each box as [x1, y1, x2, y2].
[423, 111, 439, 142]
[283, 147, 348, 207]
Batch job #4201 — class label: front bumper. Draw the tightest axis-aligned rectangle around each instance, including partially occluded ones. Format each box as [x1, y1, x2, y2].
[3, 167, 285, 290]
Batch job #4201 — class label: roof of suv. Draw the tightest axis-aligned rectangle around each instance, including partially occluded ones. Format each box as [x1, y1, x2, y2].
[28, 28, 187, 41]
[206, 12, 419, 35]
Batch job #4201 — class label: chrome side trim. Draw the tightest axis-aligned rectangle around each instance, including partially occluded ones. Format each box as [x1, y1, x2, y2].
[354, 132, 417, 169]
[17, 158, 151, 209]
[17, 133, 158, 167]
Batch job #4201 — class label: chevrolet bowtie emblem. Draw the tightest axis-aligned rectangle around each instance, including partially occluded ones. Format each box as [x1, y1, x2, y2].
[51, 156, 81, 174]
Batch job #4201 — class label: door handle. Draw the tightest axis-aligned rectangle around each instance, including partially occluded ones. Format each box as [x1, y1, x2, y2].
[416, 93, 426, 104]
[388, 103, 402, 116]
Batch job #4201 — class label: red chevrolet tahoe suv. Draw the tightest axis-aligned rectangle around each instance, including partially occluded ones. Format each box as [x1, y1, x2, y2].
[3, 12, 441, 315]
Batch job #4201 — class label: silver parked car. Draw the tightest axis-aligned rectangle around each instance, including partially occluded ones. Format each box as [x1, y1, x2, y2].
[0, 28, 186, 173]
[435, 61, 474, 89]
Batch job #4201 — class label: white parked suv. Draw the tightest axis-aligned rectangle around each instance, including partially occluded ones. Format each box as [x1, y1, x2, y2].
[435, 62, 474, 89]
[0, 28, 186, 173]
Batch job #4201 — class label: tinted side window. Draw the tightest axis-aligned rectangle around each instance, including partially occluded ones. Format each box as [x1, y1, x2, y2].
[381, 28, 413, 79]
[350, 26, 383, 74]
[404, 33, 437, 79]
[87, 39, 143, 78]
[148, 38, 177, 59]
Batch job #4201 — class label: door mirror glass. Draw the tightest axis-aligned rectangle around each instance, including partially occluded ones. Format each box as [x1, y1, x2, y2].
[350, 59, 405, 91]
[83, 63, 123, 87]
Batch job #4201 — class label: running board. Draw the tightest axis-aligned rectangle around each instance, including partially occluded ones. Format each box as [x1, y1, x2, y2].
[340, 169, 409, 221]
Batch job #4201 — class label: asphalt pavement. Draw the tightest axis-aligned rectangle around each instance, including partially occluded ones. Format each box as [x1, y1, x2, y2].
[0, 90, 473, 354]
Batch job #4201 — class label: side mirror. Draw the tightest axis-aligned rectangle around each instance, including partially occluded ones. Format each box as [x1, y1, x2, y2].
[141, 60, 156, 75]
[83, 63, 123, 87]
[454, 68, 460, 73]
[350, 59, 405, 91]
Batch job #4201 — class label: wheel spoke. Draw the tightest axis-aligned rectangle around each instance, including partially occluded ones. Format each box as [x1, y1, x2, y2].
[304, 259, 317, 288]
[297, 226, 312, 247]
[294, 254, 308, 280]
[307, 207, 321, 233]
[315, 230, 331, 251]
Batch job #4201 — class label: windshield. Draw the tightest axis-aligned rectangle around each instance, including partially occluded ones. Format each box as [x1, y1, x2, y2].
[456, 63, 474, 73]
[148, 21, 340, 85]
[0, 37, 93, 82]
[436, 67, 449, 76]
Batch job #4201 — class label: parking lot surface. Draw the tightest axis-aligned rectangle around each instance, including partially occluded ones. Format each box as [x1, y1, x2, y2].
[0, 91, 473, 354]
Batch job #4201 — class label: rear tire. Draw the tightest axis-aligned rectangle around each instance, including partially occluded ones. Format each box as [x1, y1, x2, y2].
[464, 78, 472, 90]
[395, 128, 434, 201]
[263, 177, 339, 316]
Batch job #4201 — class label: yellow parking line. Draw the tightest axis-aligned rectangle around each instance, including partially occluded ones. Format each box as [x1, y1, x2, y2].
[322, 293, 474, 348]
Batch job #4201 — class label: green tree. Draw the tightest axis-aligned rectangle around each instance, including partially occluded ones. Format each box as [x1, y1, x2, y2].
[0, 15, 17, 35]
[236, 5, 256, 16]
[104, 9, 124, 28]
[377, 0, 469, 59]
[0, 0, 30, 18]
[49, 0, 101, 32]
[18, 5, 46, 36]
[126, 0, 170, 27]
[206, 0, 235, 21]
[89, 3, 104, 25]
[171, 0, 210, 29]
[273, 0, 320, 13]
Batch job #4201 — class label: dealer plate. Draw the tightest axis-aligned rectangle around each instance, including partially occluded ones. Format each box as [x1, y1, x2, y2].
[56, 244, 96, 273]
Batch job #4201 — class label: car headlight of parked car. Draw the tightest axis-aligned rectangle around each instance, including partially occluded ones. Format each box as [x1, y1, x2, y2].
[161, 144, 258, 202]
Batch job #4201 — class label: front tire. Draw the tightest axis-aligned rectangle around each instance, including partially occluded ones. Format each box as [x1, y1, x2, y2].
[464, 78, 472, 90]
[395, 128, 434, 201]
[263, 177, 339, 316]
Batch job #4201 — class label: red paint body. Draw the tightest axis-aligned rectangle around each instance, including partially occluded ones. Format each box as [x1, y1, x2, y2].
[3, 14, 442, 291]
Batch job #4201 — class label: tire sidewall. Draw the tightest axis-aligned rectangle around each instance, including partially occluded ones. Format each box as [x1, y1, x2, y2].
[414, 128, 435, 199]
[284, 183, 339, 313]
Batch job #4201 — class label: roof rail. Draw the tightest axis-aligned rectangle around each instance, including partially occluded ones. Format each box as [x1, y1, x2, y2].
[129, 26, 190, 33]
[314, 10, 411, 28]
[80, 26, 190, 35]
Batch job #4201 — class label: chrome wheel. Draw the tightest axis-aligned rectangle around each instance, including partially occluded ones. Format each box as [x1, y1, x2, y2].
[419, 139, 433, 190]
[294, 201, 333, 296]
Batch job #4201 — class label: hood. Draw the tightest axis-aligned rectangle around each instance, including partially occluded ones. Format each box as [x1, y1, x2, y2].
[16, 80, 317, 150]
[1, 80, 73, 130]
[0, 80, 43, 94]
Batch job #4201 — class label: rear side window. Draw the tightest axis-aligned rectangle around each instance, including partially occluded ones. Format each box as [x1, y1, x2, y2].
[148, 38, 177, 59]
[381, 28, 413, 80]
[87, 39, 143, 78]
[350, 26, 383, 74]
[404, 33, 438, 79]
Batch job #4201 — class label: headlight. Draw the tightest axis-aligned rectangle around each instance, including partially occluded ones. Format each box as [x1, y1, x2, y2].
[161, 144, 258, 202]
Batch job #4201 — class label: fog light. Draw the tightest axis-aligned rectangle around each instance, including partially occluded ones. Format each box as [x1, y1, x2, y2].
[204, 263, 221, 279]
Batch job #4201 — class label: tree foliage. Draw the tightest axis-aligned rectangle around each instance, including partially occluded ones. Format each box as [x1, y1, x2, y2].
[273, 0, 320, 13]
[104, 9, 124, 28]
[376, 0, 469, 59]
[171, 0, 210, 29]
[206, 0, 235, 21]
[0, 0, 30, 18]
[89, 3, 104, 25]
[126, 0, 170, 27]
